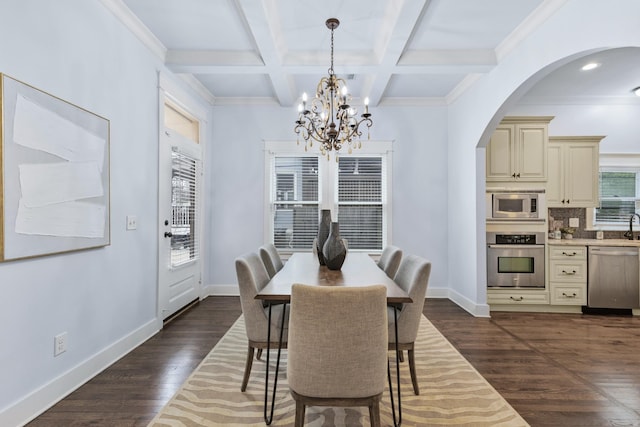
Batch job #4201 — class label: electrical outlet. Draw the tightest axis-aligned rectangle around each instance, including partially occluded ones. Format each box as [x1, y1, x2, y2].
[126, 215, 137, 230]
[54, 332, 67, 357]
[569, 217, 579, 228]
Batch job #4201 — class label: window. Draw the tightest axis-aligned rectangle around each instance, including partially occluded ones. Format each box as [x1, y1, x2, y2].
[170, 150, 201, 267]
[337, 157, 384, 250]
[271, 156, 319, 249]
[594, 169, 640, 225]
[265, 141, 392, 252]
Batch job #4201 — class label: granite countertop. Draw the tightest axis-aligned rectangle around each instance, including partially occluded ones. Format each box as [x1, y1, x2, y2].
[548, 238, 640, 247]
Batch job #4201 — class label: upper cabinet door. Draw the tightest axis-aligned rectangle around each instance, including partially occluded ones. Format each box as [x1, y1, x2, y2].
[547, 136, 603, 208]
[486, 117, 553, 183]
[517, 125, 548, 181]
[486, 125, 515, 181]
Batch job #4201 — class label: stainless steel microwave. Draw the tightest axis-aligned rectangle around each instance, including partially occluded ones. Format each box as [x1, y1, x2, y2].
[487, 191, 544, 220]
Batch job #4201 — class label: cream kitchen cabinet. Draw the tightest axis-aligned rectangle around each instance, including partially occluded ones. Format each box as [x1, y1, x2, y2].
[548, 245, 587, 305]
[547, 136, 603, 208]
[486, 116, 554, 182]
[487, 289, 550, 305]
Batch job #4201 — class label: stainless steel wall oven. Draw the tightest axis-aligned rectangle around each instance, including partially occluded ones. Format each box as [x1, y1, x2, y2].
[487, 232, 545, 288]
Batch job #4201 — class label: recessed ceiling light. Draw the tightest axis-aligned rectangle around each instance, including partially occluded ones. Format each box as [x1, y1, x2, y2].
[581, 62, 600, 71]
[633, 87, 640, 96]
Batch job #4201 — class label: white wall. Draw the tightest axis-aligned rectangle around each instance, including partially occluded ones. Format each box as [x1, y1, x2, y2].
[207, 104, 450, 292]
[447, 0, 640, 315]
[509, 103, 640, 153]
[0, 1, 204, 424]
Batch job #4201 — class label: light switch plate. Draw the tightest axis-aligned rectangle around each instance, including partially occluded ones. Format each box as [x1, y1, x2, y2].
[126, 215, 137, 230]
[569, 217, 579, 228]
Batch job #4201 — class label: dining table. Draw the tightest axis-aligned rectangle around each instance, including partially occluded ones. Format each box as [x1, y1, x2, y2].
[255, 251, 412, 426]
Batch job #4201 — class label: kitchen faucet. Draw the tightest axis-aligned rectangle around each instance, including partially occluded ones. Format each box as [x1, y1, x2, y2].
[624, 213, 640, 240]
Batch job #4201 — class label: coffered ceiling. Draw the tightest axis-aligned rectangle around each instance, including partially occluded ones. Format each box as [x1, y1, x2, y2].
[104, 0, 640, 106]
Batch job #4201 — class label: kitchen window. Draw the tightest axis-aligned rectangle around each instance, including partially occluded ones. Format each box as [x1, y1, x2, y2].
[595, 170, 640, 223]
[589, 154, 640, 229]
[265, 141, 392, 252]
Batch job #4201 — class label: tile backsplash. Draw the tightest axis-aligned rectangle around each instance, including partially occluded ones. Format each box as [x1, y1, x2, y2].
[548, 208, 629, 239]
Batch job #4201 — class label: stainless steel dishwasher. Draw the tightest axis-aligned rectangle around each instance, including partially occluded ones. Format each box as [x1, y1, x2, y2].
[588, 246, 640, 309]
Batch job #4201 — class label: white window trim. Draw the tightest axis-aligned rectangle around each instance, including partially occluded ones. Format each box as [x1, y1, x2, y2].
[587, 153, 640, 230]
[264, 140, 393, 253]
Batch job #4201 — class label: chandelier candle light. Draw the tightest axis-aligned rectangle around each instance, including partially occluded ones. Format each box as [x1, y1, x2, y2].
[294, 18, 373, 159]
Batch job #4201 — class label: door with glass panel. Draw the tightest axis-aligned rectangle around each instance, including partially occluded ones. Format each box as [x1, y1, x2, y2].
[158, 102, 202, 320]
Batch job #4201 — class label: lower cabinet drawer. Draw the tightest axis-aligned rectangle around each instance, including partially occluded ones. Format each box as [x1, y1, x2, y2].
[549, 260, 587, 282]
[488, 290, 549, 305]
[550, 284, 587, 305]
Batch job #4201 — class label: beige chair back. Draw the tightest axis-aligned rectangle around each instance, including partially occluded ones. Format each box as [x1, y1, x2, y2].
[259, 243, 284, 278]
[287, 284, 388, 398]
[377, 245, 402, 278]
[235, 252, 286, 342]
[390, 254, 431, 344]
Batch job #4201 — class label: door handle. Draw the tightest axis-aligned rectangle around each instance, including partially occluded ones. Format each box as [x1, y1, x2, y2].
[164, 231, 173, 238]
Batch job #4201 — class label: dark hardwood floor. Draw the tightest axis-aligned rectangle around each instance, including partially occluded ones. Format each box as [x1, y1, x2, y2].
[28, 297, 640, 426]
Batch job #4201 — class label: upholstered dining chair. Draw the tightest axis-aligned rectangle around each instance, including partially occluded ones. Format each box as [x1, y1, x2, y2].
[287, 284, 388, 427]
[259, 243, 284, 279]
[388, 254, 432, 395]
[235, 252, 288, 392]
[377, 245, 402, 278]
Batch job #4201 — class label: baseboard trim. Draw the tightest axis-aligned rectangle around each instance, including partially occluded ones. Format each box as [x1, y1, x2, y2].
[447, 289, 491, 318]
[203, 283, 238, 296]
[2, 319, 159, 427]
[203, 284, 490, 317]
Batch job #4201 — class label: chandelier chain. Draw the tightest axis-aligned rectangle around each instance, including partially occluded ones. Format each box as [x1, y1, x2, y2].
[329, 24, 334, 76]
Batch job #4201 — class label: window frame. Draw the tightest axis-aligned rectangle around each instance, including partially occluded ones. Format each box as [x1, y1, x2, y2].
[587, 153, 640, 230]
[264, 140, 393, 254]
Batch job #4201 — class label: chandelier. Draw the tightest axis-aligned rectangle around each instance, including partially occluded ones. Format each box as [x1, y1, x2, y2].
[294, 18, 373, 158]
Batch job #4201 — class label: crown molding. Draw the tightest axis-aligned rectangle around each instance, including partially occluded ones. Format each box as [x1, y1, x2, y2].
[99, 0, 167, 61]
[517, 95, 640, 106]
[495, 0, 569, 62]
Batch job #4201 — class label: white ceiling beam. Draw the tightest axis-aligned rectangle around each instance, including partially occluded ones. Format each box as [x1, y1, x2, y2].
[167, 59, 494, 75]
[166, 50, 264, 67]
[363, 0, 430, 106]
[235, 0, 295, 106]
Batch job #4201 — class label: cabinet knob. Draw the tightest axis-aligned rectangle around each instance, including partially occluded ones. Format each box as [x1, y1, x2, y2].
[512, 173, 516, 178]
[516, 173, 520, 178]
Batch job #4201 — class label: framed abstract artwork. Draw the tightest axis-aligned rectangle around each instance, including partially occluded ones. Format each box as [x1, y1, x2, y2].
[0, 74, 110, 261]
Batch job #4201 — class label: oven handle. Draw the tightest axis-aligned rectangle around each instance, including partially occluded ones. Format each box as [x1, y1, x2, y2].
[487, 244, 545, 250]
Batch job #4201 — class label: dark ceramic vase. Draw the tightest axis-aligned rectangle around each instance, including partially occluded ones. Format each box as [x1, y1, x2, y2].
[322, 222, 347, 270]
[316, 209, 331, 265]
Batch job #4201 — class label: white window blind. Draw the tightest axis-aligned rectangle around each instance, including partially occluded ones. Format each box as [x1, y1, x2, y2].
[170, 150, 201, 267]
[337, 157, 384, 250]
[271, 156, 319, 249]
[595, 170, 640, 224]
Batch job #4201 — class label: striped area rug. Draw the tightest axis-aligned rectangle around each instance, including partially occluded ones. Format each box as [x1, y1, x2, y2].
[149, 315, 529, 426]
